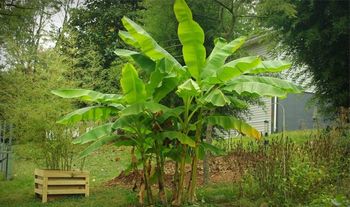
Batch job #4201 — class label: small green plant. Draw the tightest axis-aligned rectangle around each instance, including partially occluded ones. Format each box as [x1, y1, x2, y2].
[40, 126, 76, 171]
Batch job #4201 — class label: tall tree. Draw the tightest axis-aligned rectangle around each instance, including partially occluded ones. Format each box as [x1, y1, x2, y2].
[0, 0, 61, 73]
[142, 0, 295, 54]
[258, 0, 350, 116]
[61, 0, 144, 93]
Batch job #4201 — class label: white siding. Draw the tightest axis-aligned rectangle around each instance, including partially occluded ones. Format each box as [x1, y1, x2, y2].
[245, 97, 272, 135]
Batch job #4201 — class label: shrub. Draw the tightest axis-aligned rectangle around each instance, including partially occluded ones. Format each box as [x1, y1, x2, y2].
[0, 50, 76, 143]
[40, 126, 76, 171]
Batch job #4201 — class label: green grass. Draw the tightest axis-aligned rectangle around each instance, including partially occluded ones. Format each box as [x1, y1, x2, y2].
[1, 129, 347, 207]
[0, 144, 136, 207]
[212, 129, 318, 150]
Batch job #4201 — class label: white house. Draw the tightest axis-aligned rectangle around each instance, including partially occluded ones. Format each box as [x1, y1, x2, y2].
[241, 36, 326, 135]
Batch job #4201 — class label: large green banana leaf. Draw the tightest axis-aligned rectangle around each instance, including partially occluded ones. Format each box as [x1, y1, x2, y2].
[205, 116, 261, 139]
[204, 88, 231, 107]
[176, 79, 201, 99]
[216, 56, 261, 82]
[157, 106, 184, 123]
[118, 30, 140, 48]
[227, 95, 248, 109]
[73, 123, 112, 144]
[120, 63, 147, 104]
[147, 58, 183, 102]
[202, 37, 246, 78]
[239, 76, 302, 92]
[200, 142, 225, 156]
[57, 106, 117, 125]
[114, 49, 138, 57]
[248, 60, 292, 74]
[223, 81, 288, 97]
[52, 89, 122, 104]
[111, 114, 139, 131]
[78, 135, 120, 158]
[115, 49, 156, 74]
[159, 131, 196, 147]
[174, 0, 206, 81]
[146, 62, 165, 97]
[153, 76, 179, 102]
[120, 102, 170, 116]
[223, 75, 303, 97]
[121, 17, 181, 69]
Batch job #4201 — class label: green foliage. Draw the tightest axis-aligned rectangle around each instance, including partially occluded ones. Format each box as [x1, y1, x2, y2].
[61, 0, 144, 93]
[0, 144, 136, 207]
[202, 36, 246, 78]
[120, 63, 147, 104]
[56, 106, 118, 125]
[206, 116, 260, 139]
[54, 0, 302, 205]
[51, 89, 122, 104]
[260, 0, 350, 115]
[0, 50, 75, 143]
[0, 0, 62, 72]
[41, 127, 76, 170]
[73, 123, 113, 145]
[230, 127, 350, 206]
[174, 0, 206, 81]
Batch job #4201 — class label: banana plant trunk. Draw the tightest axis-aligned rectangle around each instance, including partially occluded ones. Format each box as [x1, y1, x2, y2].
[172, 158, 179, 202]
[187, 112, 203, 203]
[155, 141, 167, 205]
[203, 122, 213, 184]
[172, 144, 187, 206]
[141, 152, 153, 205]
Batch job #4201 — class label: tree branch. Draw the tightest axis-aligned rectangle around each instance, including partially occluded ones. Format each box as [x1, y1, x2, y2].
[213, 0, 232, 14]
[235, 15, 268, 18]
[4, 3, 34, 9]
[0, 11, 20, 16]
[193, 14, 219, 22]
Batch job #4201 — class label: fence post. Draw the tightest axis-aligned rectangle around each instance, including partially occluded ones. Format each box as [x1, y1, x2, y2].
[6, 124, 13, 180]
[0, 121, 13, 180]
[0, 121, 3, 176]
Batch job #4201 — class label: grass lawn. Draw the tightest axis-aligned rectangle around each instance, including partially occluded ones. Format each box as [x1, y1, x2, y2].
[0, 143, 239, 207]
[1, 129, 347, 207]
[0, 144, 138, 207]
[212, 129, 319, 150]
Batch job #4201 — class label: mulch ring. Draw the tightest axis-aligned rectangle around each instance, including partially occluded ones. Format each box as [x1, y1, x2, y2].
[105, 151, 260, 189]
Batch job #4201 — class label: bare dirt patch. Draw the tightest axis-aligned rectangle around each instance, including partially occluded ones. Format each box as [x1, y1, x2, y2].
[105, 151, 259, 189]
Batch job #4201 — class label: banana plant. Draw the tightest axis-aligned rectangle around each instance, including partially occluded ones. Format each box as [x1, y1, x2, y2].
[115, 0, 302, 205]
[54, 0, 302, 205]
[52, 62, 195, 206]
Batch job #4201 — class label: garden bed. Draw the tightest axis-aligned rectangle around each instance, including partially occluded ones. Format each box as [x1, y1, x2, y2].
[34, 169, 89, 203]
[105, 151, 259, 189]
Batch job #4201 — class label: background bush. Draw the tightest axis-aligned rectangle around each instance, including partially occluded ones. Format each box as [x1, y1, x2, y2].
[0, 50, 76, 143]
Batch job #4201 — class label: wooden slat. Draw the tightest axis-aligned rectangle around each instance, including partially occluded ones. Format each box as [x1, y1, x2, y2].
[43, 176, 48, 203]
[34, 169, 44, 176]
[85, 175, 89, 197]
[48, 179, 87, 185]
[47, 189, 86, 195]
[44, 170, 88, 178]
[35, 178, 43, 185]
[35, 188, 43, 195]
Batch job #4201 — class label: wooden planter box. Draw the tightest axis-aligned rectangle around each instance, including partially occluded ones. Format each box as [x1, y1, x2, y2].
[34, 169, 89, 203]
